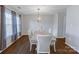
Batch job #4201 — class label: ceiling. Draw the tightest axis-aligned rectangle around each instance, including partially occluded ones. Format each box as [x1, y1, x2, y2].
[5, 5, 70, 15]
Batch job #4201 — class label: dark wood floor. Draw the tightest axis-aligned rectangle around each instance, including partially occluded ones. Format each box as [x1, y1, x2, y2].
[1, 35, 78, 54]
[31, 44, 78, 54]
[1, 35, 30, 54]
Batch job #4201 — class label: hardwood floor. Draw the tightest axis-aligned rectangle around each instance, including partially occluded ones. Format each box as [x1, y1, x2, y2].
[1, 35, 30, 54]
[30, 44, 78, 54]
[1, 35, 78, 54]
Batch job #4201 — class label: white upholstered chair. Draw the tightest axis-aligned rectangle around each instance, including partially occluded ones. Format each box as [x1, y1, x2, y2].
[29, 31, 37, 51]
[37, 35, 52, 54]
[50, 36, 56, 52]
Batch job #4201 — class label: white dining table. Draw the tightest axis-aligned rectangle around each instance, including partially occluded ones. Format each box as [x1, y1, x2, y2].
[34, 31, 52, 36]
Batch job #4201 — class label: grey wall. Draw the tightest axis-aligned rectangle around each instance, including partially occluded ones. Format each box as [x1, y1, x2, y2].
[22, 15, 54, 35]
[66, 6, 79, 52]
[22, 10, 67, 38]
[21, 15, 30, 35]
[57, 9, 66, 37]
[52, 14, 58, 37]
[52, 9, 66, 38]
[0, 6, 1, 39]
[0, 6, 1, 50]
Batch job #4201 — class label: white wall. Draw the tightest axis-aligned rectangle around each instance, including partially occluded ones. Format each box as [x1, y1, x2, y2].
[57, 9, 66, 37]
[66, 6, 79, 52]
[52, 14, 58, 37]
[21, 15, 29, 35]
[22, 15, 54, 35]
[22, 10, 66, 38]
[52, 9, 66, 38]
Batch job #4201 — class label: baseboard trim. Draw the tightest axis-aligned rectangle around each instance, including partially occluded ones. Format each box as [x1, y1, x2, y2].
[66, 42, 79, 53]
[37, 51, 50, 54]
[56, 37, 65, 38]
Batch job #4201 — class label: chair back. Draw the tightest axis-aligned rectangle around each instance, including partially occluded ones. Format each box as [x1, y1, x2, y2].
[37, 35, 52, 54]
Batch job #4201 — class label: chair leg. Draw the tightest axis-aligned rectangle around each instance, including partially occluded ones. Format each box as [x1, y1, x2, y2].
[54, 42, 56, 52]
[30, 44, 32, 51]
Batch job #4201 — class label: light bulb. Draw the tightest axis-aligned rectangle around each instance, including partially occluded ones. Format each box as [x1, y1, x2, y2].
[38, 16, 41, 21]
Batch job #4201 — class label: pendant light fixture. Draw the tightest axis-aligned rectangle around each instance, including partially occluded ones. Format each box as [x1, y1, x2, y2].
[37, 8, 41, 22]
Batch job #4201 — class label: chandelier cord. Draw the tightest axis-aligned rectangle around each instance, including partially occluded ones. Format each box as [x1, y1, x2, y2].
[37, 8, 40, 19]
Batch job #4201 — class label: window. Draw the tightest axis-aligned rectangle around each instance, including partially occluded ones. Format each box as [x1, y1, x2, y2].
[1, 7, 21, 47]
[16, 15, 21, 36]
[5, 8, 12, 38]
[1, 6, 21, 49]
[16, 15, 20, 33]
[5, 8, 13, 47]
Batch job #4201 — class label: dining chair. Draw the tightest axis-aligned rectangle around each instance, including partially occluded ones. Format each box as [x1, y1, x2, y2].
[50, 36, 56, 52]
[37, 35, 52, 54]
[29, 31, 37, 51]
